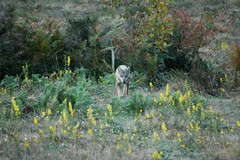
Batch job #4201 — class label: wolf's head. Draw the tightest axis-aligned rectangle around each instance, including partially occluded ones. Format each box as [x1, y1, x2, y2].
[117, 65, 130, 84]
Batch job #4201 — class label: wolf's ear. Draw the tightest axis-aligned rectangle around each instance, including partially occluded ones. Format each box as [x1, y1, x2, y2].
[127, 66, 130, 72]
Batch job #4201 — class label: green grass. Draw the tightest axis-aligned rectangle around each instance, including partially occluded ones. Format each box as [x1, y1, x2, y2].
[0, 68, 239, 160]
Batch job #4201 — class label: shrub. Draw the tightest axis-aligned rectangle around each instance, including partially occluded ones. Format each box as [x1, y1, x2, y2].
[0, 4, 67, 79]
[171, 9, 216, 70]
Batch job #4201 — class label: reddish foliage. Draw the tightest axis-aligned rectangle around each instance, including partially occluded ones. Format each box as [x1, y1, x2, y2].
[173, 9, 216, 51]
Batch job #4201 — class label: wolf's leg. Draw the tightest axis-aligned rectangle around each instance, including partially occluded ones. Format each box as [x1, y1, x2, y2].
[126, 83, 129, 96]
[116, 83, 122, 97]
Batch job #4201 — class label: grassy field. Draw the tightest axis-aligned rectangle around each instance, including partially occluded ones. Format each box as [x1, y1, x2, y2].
[0, 68, 239, 160]
[1, 0, 240, 160]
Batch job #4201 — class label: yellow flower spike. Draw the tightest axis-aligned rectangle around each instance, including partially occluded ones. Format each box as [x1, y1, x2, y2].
[152, 150, 162, 160]
[220, 88, 225, 93]
[67, 56, 71, 67]
[153, 98, 158, 103]
[23, 139, 30, 149]
[220, 77, 223, 83]
[11, 97, 20, 116]
[63, 99, 67, 105]
[236, 121, 240, 127]
[195, 122, 200, 133]
[88, 129, 93, 136]
[74, 122, 80, 129]
[107, 104, 113, 117]
[177, 133, 182, 142]
[201, 112, 205, 120]
[59, 70, 63, 78]
[87, 107, 93, 115]
[62, 109, 68, 122]
[41, 112, 46, 117]
[168, 96, 173, 103]
[146, 113, 151, 119]
[3, 88, 7, 95]
[221, 40, 229, 51]
[34, 139, 39, 144]
[161, 121, 167, 135]
[33, 118, 38, 125]
[165, 83, 169, 97]
[68, 102, 74, 117]
[48, 108, 52, 116]
[39, 129, 44, 135]
[153, 132, 160, 141]
[149, 82, 153, 88]
[49, 125, 56, 139]
[160, 93, 165, 102]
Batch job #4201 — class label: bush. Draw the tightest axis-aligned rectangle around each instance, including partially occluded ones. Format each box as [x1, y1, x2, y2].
[0, 4, 67, 79]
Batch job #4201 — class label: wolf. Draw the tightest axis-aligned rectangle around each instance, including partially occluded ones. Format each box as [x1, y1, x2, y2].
[115, 65, 130, 97]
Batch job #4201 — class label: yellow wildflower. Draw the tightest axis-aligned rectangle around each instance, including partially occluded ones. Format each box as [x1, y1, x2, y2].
[59, 70, 63, 78]
[49, 125, 56, 139]
[3, 88, 7, 95]
[34, 139, 39, 144]
[88, 129, 93, 136]
[165, 84, 169, 97]
[74, 122, 80, 129]
[23, 139, 30, 149]
[48, 108, 52, 116]
[68, 102, 74, 117]
[41, 112, 46, 117]
[11, 97, 20, 116]
[187, 108, 191, 117]
[160, 93, 165, 101]
[146, 113, 151, 119]
[221, 40, 229, 51]
[236, 121, 240, 127]
[62, 109, 68, 122]
[63, 98, 67, 105]
[161, 121, 167, 134]
[153, 98, 158, 103]
[149, 82, 153, 88]
[153, 132, 160, 141]
[177, 133, 182, 142]
[159, 1, 165, 6]
[107, 104, 113, 117]
[220, 77, 223, 83]
[220, 88, 225, 93]
[195, 122, 200, 133]
[67, 56, 71, 67]
[33, 118, 38, 125]
[39, 129, 44, 135]
[152, 150, 162, 160]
